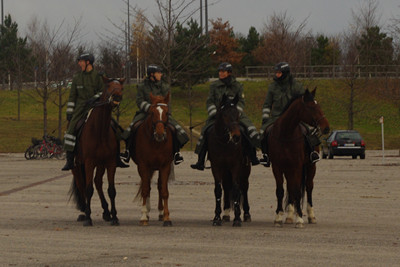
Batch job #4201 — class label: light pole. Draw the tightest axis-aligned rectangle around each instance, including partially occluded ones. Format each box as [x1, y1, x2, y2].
[1, 0, 4, 26]
[127, 0, 131, 84]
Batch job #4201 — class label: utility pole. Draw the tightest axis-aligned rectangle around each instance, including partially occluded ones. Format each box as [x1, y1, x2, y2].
[205, 0, 208, 35]
[1, 0, 4, 27]
[200, 0, 203, 34]
[127, 0, 131, 84]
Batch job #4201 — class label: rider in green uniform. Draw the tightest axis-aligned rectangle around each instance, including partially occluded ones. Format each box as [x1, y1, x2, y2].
[190, 62, 260, 171]
[259, 62, 321, 167]
[120, 65, 189, 165]
[61, 53, 128, 171]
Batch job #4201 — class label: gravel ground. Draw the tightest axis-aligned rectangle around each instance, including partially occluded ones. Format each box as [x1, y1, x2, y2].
[0, 150, 399, 267]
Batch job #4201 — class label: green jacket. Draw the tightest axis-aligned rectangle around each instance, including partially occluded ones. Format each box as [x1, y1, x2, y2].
[136, 78, 169, 113]
[66, 69, 104, 117]
[206, 76, 245, 118]
[261, 75, 305, 131]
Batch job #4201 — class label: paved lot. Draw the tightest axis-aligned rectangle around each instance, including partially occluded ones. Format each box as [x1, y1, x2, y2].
[1, 151, 399, 266]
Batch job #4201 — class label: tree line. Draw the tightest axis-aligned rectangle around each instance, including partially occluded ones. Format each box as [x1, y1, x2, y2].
[1, 0, 399, 134]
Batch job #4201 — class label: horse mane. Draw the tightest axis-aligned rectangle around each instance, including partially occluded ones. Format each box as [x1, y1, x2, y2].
[278, 93, 303, 116]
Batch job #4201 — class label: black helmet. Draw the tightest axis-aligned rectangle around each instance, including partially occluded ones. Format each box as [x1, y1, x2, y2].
[274, 62, 290, 81]
[218, 62, 233, 73]
[147, 64, 163, 76]
[77, 53, 95, 64]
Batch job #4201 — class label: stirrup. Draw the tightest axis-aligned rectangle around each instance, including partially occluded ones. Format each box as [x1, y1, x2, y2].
[174, 152, 184, 165]
[259, 154, 270, 167]
[310, 151, 320, 163]
[120, 150, 130, 163]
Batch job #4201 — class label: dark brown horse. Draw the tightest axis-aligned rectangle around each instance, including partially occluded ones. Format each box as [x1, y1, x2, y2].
[267, 88, 329, 228]
[207, 94, 251, 227]
[131, 92, 174, 226]
[70, 77, 124, 226]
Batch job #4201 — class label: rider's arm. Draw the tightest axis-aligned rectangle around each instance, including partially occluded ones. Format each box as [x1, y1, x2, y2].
[262, 86, 273, 124]
[66, 76, 78, 118]
[206, 84, 217, 118]
[136, 83, 150, 112]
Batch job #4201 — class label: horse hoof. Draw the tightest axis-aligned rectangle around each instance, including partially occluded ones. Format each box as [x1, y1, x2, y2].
[232, 220, 242, 227]
[212, 220, 222, 226]
[243, 213, 251, 222]
[295, 222, 304, 228]
[158, 214, 164, 221]
[83, 219, 93, 227]
[308, 217, 317, 224]
[222, 215, 230, 222]
[139, 220, 149, 226]
[111, 219, 120, 226]
[163, 220, 172, 227]
[77, 214, 86, 222]
[285, 218, 294, 224]
[103, 212, 111, 222]
[274, 221, 283, 227]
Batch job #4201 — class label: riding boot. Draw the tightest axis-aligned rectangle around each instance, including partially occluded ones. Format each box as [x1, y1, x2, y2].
[190, 145, 206, 171]
[306, 135, 320, 164]
[172, 134, 184, 165]
[116, 142, 129, 168]
[259, 133, 270, 167]
[61, 151, 74, 171]
[120, 138, 131, 163]
[249, 147, 260, 166]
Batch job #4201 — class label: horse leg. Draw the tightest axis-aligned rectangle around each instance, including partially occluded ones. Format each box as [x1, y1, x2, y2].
[306, 164, 317, 224]
[94, 167, 111, 222]
[159, 166, 172, 226]
[157, 176, 164, 221]
[222, 177, 232, 222]
[213, 181, 223, 226]
[288, 172, 305, 228]
[272, 167, 285, 227]
[241, 172, 251, 222]
[232, 182, 242, 227]
[83, 164, 95, 226]
[106, 166, 119, 226]
[138, 166, 152, 226]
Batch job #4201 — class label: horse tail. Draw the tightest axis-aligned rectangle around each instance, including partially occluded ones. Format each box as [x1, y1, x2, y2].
[68, 164, 86, 212]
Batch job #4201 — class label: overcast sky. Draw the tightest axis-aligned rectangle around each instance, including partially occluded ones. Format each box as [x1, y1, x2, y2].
[3, 0, 400, 44]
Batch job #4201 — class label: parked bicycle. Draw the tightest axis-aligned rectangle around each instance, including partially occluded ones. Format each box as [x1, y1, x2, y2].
[24, 135, 65, 160]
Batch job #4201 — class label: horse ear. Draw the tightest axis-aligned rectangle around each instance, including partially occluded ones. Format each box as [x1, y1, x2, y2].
[164, 91, 170, 103]
[102, 75, 109, 84]
[221, 94, 228, 105]
[150, 92, 155, 103]
[303, 89, 313, 102]
[311, 87, 317, 97]
[233, 93, 239, 105]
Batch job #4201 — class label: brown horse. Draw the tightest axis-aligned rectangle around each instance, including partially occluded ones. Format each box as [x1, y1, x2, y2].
[131, 92, 173, 226]
[267, 88, 329, 228]
[207, 94, 251, 227]
[70, 77, 124, 226]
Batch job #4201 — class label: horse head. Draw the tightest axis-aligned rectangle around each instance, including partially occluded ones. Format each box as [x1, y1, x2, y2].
[301, 88, 330, 135]
[217, 94, 241, 144]
[102, 76, 125, 106]
[149, 92, 170, 142]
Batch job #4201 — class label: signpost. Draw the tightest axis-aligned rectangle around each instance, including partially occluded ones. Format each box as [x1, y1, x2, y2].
[379, 116, 384, 163]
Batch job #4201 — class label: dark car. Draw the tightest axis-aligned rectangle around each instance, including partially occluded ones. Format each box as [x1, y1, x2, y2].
[321, 130, 366, 159]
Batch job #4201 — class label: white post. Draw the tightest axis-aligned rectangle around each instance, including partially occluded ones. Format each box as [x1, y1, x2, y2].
[379, 116, 384, 163]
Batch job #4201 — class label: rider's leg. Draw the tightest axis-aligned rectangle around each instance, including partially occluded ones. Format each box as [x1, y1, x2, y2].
[259, 132, 270, 167]
[306, 134, 321, 164]
[241, 132, 260, 166]
[172, 132, 184, 165]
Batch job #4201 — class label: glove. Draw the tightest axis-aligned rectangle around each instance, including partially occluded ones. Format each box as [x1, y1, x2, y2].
[66, 113, 72, 122]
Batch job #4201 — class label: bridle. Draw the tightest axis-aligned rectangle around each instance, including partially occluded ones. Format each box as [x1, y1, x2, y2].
[217, 102, 241, 145]
[150, 103, 169, 142]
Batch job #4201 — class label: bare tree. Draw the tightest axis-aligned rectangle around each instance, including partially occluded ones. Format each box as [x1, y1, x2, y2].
[252, 11, 309, 66]
[25, 17, 82, 138]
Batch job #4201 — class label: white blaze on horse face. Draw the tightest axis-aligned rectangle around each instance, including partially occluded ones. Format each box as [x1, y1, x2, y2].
[314, 100, 318, 104]
[156, 106, 163, 121]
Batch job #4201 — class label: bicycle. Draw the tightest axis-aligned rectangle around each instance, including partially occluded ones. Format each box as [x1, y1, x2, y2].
[24, 135, 65, 160]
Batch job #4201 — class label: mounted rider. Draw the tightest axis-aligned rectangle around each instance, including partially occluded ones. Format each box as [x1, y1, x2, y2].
[61, 53, 128, 171]
[190, 62, 260, 171]
[259, 62, 321, 167]
[120, 64, 189, 165]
